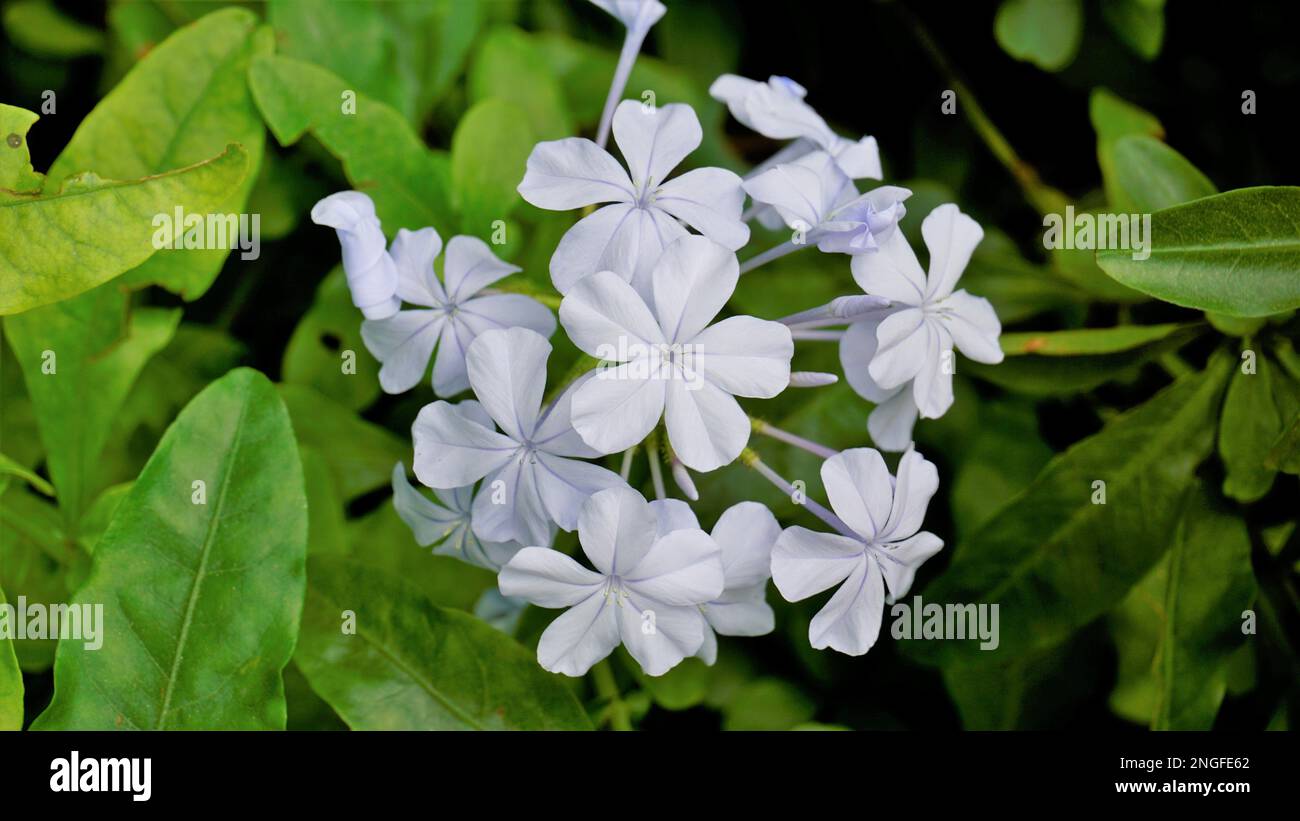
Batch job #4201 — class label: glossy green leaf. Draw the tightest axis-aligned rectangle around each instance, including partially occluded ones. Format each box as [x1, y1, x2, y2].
[249, 53, 454, 233]
[0, 583, 23, 730]
[45, 8, 270, 299]
[0, 143, 249, 314]
[33, 368, 308, 730]
[0, 487, 72, 671]
[1219, 353, 1284, 501]
[282, 266, 381, 411]
[1090, 89, 1163, 211]
[722, 678, 815, 730]
[1097, 187, 1300, 317]
[294, 555, 592, 730]
[639, 657, 711, 711]
[994, 0, 1082, 72]
[1110, 135, 1216, 213]
[0, 450, 52, 496]
[1109, 489, 1255, 729]
[1100, 0, 1165, 60]
[950, 401, 1053, 541]
[451, 98, 534, 237]
[277, 384, 407, 501]
[385, 0, 485, 118]
[909, 354, 1232, 664]
[2, 0, 105, 58]
[1001, 323, 1189, 356]
[4, 284, 179, 528]
[0, 103, 44, 193]
[469, 26, 573, 141]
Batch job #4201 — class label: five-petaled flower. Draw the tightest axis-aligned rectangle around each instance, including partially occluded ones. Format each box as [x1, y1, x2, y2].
[771, 448, 944, 656]
[412, 327, 625, 547]
[499, 486, 725, 676]
[517, 100, 750, 300]
[559, 235, 793, 471]
[360, 227, 555, 396]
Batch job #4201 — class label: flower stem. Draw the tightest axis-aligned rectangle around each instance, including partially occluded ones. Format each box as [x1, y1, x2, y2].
[738, 237, 813, 275]
[739, 448, 858, 539]
[596, 27, 649, 149]
[619, 445, 637, 481]
[646, 430, 667, 500]
[751, 418, 838, 459]
[791, 329, 844, 342]
[591, 660, 632, 731]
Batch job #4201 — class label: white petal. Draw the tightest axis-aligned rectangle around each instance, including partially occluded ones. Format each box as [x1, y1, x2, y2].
[389, 227, 444, 305]
[617, 596, 704, 676]
[922, 203, 984, 300]
[587, 0, 666, 31]
[653, 169, 750, 250]
[453, 399, 495, 429]
[361, 310, 444, 394]
[651, 498, 700, 535]
[711, 501, 781, 590]
[704, 585, 774, 636]
[829, 135, 882, 180]
[910, 323, 955, 419]
[472, 452, 552, 546]
[613, 101, 701, 190]
[534, 452, 626, 532]
[838, 313, 897, 403]
[517, 137, 635, 210]
[625, 528, 724, 606]
[696, 621, 719, 665]
[310, 191, 400, 318]
[820, 448, 893, 542]
[457, 293, 557, 339]
[536, 591, 620, 676]
[532, 371, 602, 458]
[412, 400, 518, 488]
[443, 235, 520, 301]
[692, 316, 793, 398]
[873, 531, 943, 602]
[558, 269, 666, 357]
[663, 377, 749, 472]
[650, 235, 738, 344]
[880, 448, 939, 541]
[431, 319, 473, 397]
[465, 327, 549, 441]
[390, 463, 463, 547]
[868, 388, 918, 452]
[550, 203, 688, 296]
[867, 307, 927, 390]
[809, 555, 884, 656]
[770, 525, 864, 602]
[742, 162, 825, 229]
[498, 546, 605, 607]
[850, 228, 926, 305]
[577, 486, 657, 576]
[570, 362, 666, 454]
[938, 290, 1004, 364]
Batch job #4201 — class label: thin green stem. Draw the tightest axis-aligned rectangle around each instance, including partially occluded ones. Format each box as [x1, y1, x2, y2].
[591, 659, 632, 731]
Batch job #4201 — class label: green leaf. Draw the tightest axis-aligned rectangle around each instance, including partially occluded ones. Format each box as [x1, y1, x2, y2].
[1090, 89, 1163, 210]
[909, 354, 1232, 664]
[468, 26, 573, 141]
[277, 384, 408, 501]
[0, 450, 53, 496]
[1101, 0, 1165, 61]
[46, 8, 270, 299]
[1219, 353, 1283, 501]
[0, 144, 249, 314]
[282, 266, 381, 411]
[385, 0, 486, 118]
[0, 103, 44, 193]
[994, 0, 1082, 72]
[1109, 135, 1216, 213]
[451, 98, 534, 236]
[950, 401, 1053, 541]
[294, 555, 592, 730]
[0, 487, 72, 671]
[250, 53, 454, 233]
[0, 583, 23, 730]
[2, 0, 105, 58]
[4, 284, 179, 528]
[1097, 187, 1300, 317]
[33, 368, 307, 730]
[639, 657, 711, 711]
[721, 678, 815, 730]
[966, 324, 1201, 395]
[1109, 488, 1256, 729]
[961, 245, 1087, 324]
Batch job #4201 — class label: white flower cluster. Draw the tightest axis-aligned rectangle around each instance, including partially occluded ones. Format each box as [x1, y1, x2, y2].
[310, 0, 1003, 677]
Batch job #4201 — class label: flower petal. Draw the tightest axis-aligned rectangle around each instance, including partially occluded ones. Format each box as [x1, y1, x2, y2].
[536, 591, 620, 676]
[535, 452, 626, 532]
[820, 448, 894, 542]
[389, 226, 445, 305]
[910, 323, 955, 419]
[390, 462, 462, 547]
[808, 555, 884, 656]
[472, 452, 552, 546]
[873, 531, 943, 602]
[465, 327, 549, 441]
[361, 310, 445, 394]
[850, 228, 926, 305]
[570, 362, 666, 455]
[938, 289, 1004, 364]
[711, 501, 781, 590]
[443, 235, 520, 301]
[692, 315, 793, 398]
[839, 312, 897, 403]
[770, 525, 864, 602]
[457, 293, 557, 339]
[867, 307, 927, 390]
[867, 388, 918, 452]
[618, 596, 705, 676]
[577, 486, 657, 576]
[310, 191, 400, 318]
[412, 400, 518, 488]
[742, 162, 825, 230]
[663, 376, 749, 472]
[921, 203, 984, 300]
[625, 528, 724, 606]
[654, 168, 749, 250]
[651, 235, 738, 343]
[828, 134, 882, 180]
[550, 203, 688, 296]
[704, 585, 774, 637]
[558, 269, 666, 357]
[613, 100, 701, 190]
[498, 546, 604, 607]
[431, 318, 474, 397]
[880, 448, 939, 541]
[651, 498, 700, 535]
[532, 372, 602, 458]
[517, 137, 634, 210]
